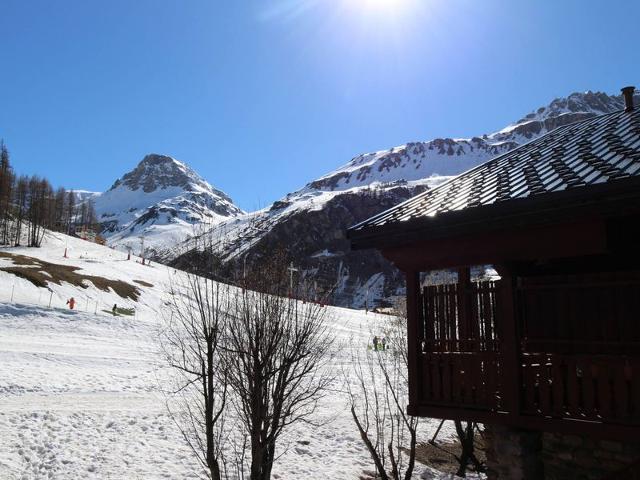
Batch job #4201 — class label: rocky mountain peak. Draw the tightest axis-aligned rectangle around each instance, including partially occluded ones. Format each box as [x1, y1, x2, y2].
[109, 153, 213, 195]
[509, 90, 632, 126]
[94, 154, 243, 253]
[306, 90, 639, 192]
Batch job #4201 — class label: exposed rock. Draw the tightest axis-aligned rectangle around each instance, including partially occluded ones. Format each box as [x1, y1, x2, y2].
[94, 154, 243, 253]
[165, 90, 640, 307]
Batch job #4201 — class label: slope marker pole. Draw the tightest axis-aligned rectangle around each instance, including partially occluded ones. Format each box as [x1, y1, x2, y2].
[48, 292, 53, 308]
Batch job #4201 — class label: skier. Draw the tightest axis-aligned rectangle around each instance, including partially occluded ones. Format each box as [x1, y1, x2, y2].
[112, 304, 117, 316]
[381, 337, 386, 351]
[66, 297, 76, 310]
[373, 336, 379, 351]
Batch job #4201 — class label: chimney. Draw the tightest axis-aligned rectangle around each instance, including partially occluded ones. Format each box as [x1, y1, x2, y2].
[621, 86, 635, 112]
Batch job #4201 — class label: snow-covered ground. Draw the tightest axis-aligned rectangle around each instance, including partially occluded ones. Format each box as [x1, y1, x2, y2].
[0, 231, 478, 479]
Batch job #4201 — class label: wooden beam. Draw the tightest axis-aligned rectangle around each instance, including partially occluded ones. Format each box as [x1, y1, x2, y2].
[406, 270, 420, 409]
[498, 266, 521, 419]
[407, 403, 640, 441]
[383, 219, 606, 272]
[457, 267, 471, 348]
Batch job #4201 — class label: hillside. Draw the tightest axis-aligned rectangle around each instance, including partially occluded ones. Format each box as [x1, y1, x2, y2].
[0, 231, 467, 479]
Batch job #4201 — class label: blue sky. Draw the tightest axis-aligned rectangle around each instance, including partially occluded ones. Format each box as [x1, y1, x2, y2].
[0, 0, 638, 210]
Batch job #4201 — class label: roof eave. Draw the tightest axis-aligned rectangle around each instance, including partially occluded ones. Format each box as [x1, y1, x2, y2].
[348, 175, 640, 251]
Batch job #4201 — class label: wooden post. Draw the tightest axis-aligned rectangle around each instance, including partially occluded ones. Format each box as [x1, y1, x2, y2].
[406, 270, 420, 413]
[498, 266, 521, 417]
[48, 292, 53, 308]
[457, 267, 471, 351]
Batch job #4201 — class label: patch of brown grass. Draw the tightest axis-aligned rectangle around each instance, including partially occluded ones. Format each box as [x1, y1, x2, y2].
[1, 267, 49, 288]
[0, 252, 141, 301]
[0, 252, 39, 266]
[133, 279, 154, 288]
[356, 432, 486, 479]
[411, 434, 486, 477]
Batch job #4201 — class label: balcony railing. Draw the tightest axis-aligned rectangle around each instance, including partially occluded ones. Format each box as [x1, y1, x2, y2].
[412, 272, 640, 435]
[521, 352, 640, 425]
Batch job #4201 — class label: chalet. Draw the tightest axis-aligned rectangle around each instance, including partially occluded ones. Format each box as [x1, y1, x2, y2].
[348, 86, 640, 479]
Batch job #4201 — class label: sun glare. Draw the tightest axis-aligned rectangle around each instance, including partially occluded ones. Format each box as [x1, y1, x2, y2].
[361, 0, 399, 9]
[342, 0, 418, 18]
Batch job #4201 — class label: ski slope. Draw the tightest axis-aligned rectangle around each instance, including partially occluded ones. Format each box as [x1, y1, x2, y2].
[0, 232, 478, 479]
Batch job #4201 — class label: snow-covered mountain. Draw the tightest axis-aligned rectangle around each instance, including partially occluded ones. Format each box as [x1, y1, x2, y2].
[311, 91, 632, 191]
[94, 154, 243, 253]
[169, 89, 639, 307]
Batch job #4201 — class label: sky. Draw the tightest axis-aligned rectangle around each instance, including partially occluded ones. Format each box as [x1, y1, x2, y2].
[0, 0, 638, 211]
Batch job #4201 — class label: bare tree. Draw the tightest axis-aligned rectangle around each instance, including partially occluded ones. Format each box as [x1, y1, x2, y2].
[161, 273, 232, 480]
[65, 189, 76, 234]
[453, 420, 485, 477]
[346, 304, 419, 480]
[0, 141, 14, 245]
[224, 252, 335, 480]
[26, 176, 52, 247]
[13, 175, 28, 246]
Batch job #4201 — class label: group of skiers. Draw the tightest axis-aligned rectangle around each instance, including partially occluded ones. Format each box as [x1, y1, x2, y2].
[66, 297, 119, 316]
[372, 336, 387, 351]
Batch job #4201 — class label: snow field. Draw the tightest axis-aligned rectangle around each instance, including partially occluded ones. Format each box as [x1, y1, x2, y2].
[0, 231, 475, 479]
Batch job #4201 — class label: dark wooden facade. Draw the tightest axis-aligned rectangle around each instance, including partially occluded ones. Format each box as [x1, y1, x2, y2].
[387, 204, 640, 440]
[349, 101, 640, 440]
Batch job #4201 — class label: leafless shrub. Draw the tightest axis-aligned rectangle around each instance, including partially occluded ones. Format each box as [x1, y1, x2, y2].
[346, 301, 418, 480]
[162, 248, 336, 480]
[453, 420, 485, 477]
[161, 273, 232, 480]
[224, 251, 336, 480]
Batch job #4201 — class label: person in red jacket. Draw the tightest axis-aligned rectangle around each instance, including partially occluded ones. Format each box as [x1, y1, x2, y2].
[66, 297, 76, 310]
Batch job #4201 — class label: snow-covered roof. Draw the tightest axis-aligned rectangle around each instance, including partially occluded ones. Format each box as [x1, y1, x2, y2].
[351, 106, 640, 233]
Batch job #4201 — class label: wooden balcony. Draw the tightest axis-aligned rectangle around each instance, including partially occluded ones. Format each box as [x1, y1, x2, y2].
[406, 271, 640, 440]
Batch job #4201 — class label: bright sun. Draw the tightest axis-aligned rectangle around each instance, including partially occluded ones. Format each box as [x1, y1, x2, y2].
[363, 0, 397, 7]
[347, 0, 416, 17]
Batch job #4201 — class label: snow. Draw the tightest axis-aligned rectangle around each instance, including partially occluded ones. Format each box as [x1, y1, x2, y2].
[173, 92, 627, 268]
[91, 154, 243, 255]
[0, 231, 481, 479]
[308, 91, 633, 194]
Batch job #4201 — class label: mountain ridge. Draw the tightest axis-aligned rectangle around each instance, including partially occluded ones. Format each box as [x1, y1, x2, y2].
[166, 88, 638, 306]
[84, 89, 638, 306]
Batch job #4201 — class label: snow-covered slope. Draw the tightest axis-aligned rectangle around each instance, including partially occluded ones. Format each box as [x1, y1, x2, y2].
[169, 89, 639, 307]
[71, 190, 101, 204]
[0, 231, 466, 479]
[94, 154, 243, 253]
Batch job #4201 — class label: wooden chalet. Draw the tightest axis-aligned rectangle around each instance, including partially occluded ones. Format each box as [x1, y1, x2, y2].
[348, 87, 640, 477]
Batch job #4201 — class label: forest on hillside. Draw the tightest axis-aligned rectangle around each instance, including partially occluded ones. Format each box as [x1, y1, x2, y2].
[0, 141, 99, 247]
